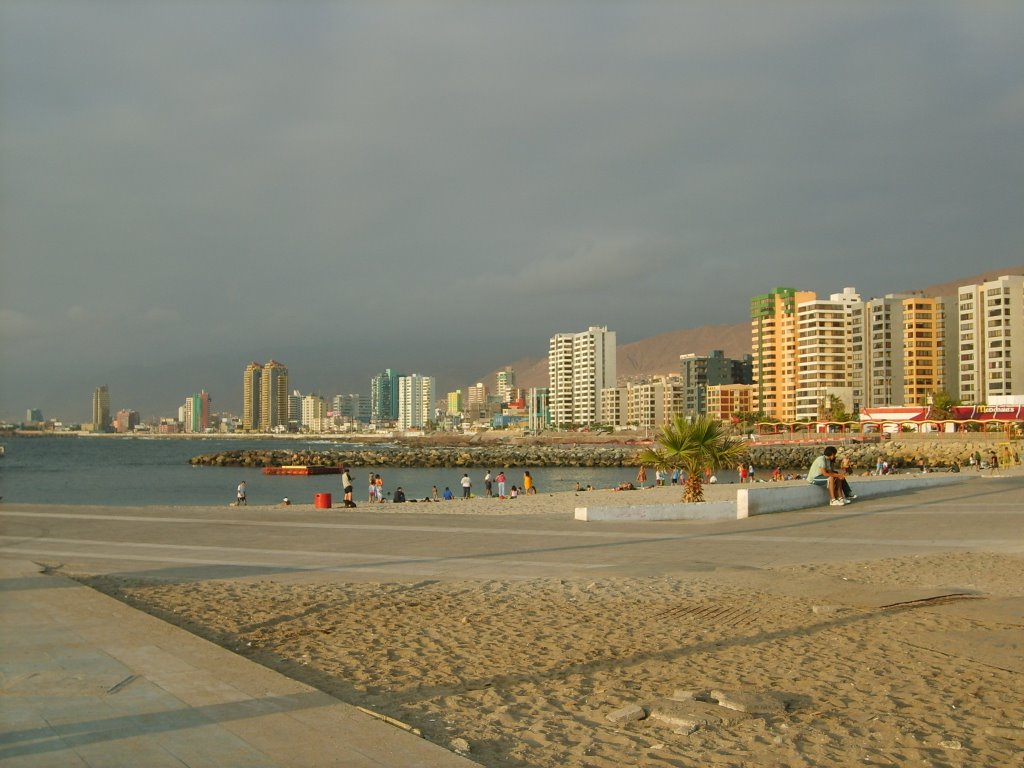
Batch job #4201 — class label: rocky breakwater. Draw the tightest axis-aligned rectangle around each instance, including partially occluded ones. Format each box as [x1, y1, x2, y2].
[744, 438, 1014, 473]
[189, 444, 642, 469]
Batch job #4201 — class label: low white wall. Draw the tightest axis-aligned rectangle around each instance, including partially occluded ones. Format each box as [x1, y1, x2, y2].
[736, 474, 967, 518]
[575, 501, 737, 522]
[575, 473, 969, 522]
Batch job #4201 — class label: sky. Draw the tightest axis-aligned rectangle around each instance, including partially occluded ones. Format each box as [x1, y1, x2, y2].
[1, 1, 1023, 424]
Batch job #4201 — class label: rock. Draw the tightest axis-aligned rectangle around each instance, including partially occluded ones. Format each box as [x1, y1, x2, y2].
[669, 688, 709, 702]
[709, 689, 789, 715]
[647, 699, 750, 729]
[606, 704, 647, 724]
[449, 737, 471, 755]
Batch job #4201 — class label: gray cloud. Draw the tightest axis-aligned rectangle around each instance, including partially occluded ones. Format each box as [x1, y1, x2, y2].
[2, 1, 1023, 421]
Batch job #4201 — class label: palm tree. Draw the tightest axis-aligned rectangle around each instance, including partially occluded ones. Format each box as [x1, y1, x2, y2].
[638, 415, 746, 503]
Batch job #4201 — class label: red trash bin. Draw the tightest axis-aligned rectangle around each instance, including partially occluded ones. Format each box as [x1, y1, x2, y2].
[314, 493, 332, 509]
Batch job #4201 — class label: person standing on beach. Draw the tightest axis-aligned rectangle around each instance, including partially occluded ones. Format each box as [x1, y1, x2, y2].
[461, 473, 472, 499]
[341, 467, 355, 507]
[236, 481, 247, 506]
[523, 470, 536, 494]
[484, 470, 493, 497]
[368, 473, 377, 503]
[375, 474, 384, 503]
[496, 470, 506, 497]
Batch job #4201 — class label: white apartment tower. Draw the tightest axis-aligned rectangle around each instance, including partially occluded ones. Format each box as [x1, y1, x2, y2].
[794, 288, 859, 420]
[548, 326, 616, 428]
[496, 367, 515, 403]
[958, 274, 1024, 405]
[398, 374, 436, 430]
[301, 394, 327, 432]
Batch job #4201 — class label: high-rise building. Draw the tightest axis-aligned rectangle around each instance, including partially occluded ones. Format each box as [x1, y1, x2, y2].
[398, 374, 436, 430]
[626, 375, 684, 431]
[465, 382, 488, 420]
[679, 350, 753, 417]
[957, 274, 1024, 405]
[751, 288, 815, 420]
[242, 363, 262, 431]
[901, 296, 957, 406]
[496, 367, 516, 403]
[113, 409, 139, 433]
[600, 386, 628, 429]
[548, 326, 616, 428]
[259, 361, 289, 431]
[183, 390, 211, 433]
[371, 369, 401, 425]
[333, 394, 370, 426]
[288, 390, 302, 428]
[446, 390, 463, 417]
[527, 387, 550, 432]
[301, 393, 327, 432]
[754, 285, 961, 420]
[794, 289, 859, 421]
[92, 385, 111, 432]
[850, 295, 906, 410]
[847, 291, 959, 412]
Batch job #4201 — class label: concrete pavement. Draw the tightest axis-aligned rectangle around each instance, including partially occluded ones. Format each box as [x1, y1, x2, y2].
[0, 557, 479, 767]
[1, 474, 1022, 766]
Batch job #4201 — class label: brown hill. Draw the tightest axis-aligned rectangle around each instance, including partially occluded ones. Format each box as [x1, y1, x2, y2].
[491, 266, 1024, 391]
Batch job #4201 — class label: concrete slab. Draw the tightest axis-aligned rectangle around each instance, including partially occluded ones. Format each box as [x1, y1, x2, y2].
[575, 500, 736, 521]
[0, 559, 479, 768]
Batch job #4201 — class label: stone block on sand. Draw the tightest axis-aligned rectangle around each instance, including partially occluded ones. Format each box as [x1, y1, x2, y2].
[606, 704, 647, 724]
[710, 689, 790, 715]
[647, 699, 750, 730]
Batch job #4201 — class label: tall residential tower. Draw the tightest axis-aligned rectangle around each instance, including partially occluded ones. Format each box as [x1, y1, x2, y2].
[548, 326, 616, 428]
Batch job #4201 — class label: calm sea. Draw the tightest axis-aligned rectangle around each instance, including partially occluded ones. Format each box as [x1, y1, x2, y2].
[0, 436, 722, 507]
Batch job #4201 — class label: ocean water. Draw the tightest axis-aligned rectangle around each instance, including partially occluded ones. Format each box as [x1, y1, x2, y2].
[0, 436, 705, 507]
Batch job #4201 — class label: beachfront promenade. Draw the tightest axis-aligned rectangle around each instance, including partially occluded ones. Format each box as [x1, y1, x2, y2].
[1, 476, 1022, 766]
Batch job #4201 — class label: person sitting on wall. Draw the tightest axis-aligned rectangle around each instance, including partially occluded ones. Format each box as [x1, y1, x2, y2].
[808, 446, 851, 507]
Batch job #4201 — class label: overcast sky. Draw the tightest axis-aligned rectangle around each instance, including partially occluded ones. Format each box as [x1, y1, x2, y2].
[2, 1, 1023, 423]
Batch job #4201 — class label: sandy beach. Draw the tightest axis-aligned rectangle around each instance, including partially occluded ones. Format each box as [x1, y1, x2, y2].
[76, 479, 1024, 768]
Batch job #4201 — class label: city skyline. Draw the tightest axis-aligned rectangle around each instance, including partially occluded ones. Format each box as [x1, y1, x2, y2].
[3, 3, 1023, 422]
[11, 268, 1024, 429]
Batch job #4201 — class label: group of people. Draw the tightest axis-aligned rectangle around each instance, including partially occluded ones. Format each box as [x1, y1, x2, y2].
[462, 469, 536, 499]
[636, 467, 688, 487]
[328, 468, 540, 506]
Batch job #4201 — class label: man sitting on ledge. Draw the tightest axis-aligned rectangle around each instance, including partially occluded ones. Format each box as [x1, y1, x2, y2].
[808, 446, 853, 507]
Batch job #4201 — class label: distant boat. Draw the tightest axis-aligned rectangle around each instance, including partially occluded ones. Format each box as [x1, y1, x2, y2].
[262, 465, 340, 476]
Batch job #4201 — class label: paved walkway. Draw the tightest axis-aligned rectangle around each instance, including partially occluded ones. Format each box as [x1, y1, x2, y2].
[1, 475, 1022, 766]
[0, 558, 478, 767]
